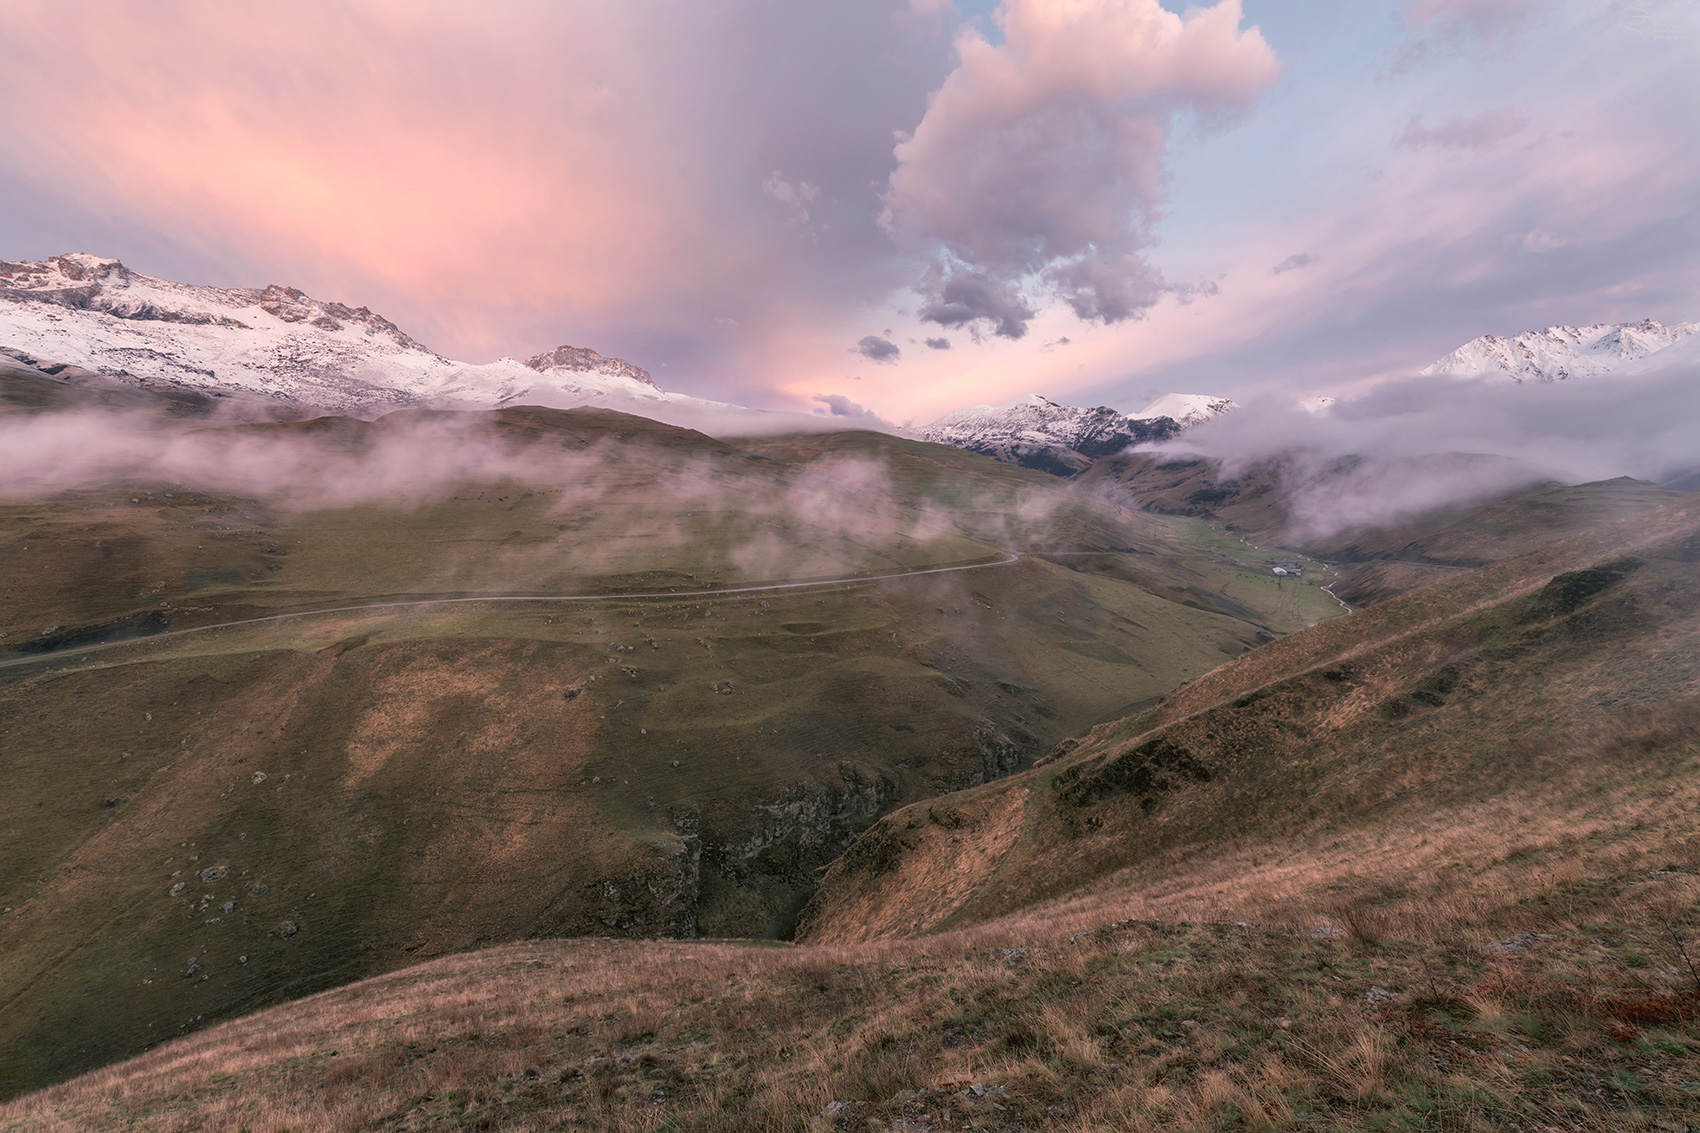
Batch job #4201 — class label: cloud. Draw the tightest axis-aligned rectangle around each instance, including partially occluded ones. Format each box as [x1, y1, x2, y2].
[914, 265, 1035, 339]
[1160, 337, 1700, 539]
[880, 0, 1279, 339]
[0, 1, 960, 410]
[853, 334, 901, 363]
[1402, 0, 1530, 36]
[923, 336, 950, 350]
[812, 393, 884, 419]
[1396, 109, 1523, 149]
[1392, 0, 1533, 71]
[1271, 252, 1318, 275]
[763, 171, 820, 223]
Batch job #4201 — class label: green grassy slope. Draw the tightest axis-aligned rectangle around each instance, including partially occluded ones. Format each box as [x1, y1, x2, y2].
[0, 403, 1331, 1097]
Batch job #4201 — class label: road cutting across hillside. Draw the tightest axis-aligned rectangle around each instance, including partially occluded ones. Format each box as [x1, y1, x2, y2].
[0, 551, 1023, 671]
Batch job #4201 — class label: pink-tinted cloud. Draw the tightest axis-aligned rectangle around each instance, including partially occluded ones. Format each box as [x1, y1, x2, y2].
[0, 5, 699, 350]
[1403, 0, 1530, 33]
[1397, 109, 1524, 149]
[879, 0, 1280, 339]
[0, 1, 949, 405]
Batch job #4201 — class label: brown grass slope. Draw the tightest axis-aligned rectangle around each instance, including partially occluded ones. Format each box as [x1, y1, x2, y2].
[798, 493, 1700, 944]
[4, 857, 1699, 1130]
[0, 405, 1329, 1098]
[4, 498, 1700, 1129]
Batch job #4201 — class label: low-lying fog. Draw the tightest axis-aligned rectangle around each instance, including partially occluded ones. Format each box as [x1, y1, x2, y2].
[1151, 338, 1700, 539]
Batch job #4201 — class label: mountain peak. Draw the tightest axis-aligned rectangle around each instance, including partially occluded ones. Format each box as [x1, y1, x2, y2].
[524, 345, 656, 388]
[1134, 392, 1238, 427]
[920, 391, 1228, 475]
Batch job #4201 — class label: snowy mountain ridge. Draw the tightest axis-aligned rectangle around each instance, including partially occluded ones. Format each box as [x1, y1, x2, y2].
[0, 253, 730, 421]
[918, 391, 1237, 475]
[1418, 318, 1697, 383]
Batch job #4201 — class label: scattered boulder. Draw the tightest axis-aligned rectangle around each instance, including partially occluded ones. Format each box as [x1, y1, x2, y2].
[198, 865, 229, 883]
[275, 919, 298, 939]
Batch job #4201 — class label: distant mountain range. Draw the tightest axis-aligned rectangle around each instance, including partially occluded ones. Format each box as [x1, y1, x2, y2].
[917, 392, 1237, 475]
[4, 253, 1693, 463]
[0, 253, 744, 423]
[1418, 318, 1696, 383]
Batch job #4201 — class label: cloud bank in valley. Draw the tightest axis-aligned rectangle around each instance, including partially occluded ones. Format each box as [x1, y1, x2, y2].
[1158, 338, 1700, 538]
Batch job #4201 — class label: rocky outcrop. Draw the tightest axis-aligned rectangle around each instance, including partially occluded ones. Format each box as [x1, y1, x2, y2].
[710, 762, 896, 893]
[524, 345, 657, 389]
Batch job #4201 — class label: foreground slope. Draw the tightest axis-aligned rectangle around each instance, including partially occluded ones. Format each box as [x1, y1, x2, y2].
[0, 396, 1333, 1097]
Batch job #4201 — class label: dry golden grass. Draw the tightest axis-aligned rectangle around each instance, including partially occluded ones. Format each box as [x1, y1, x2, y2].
[4, 842, 1699, 1131]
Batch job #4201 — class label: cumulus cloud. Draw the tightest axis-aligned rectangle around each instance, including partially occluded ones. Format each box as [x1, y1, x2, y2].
[854, 334, 902, 363]
[913, 264, 1036, 339]
[1271, 252, 1318, 275]
[924, 336, 950, 350]
[812, 393, 884, 419]
[1396, 109, 1523, 149]
[881, 0, 1280, 339]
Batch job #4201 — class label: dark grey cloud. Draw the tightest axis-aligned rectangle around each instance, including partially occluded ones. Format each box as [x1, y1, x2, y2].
[1272, 252, 1318, 275]
[1397, 109, 1523, 149]
[924, 336, 950, 350]
[813, 393, 883, 419]
[854, 334, 901, 363]
[915, 265, 1036, 339]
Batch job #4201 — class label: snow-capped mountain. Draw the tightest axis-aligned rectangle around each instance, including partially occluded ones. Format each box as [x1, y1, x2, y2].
[919, 391, 1235, 475]
[1133, 392, 1238, 428]
[0, 253, 755, 425]
[1419, 318, 1697, 383]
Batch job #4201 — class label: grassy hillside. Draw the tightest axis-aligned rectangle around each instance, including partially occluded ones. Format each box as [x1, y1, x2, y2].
[798, 493, 1700, 942]
[4, 845, 1697, 1129]
[0, 402, 1333, 1098]
[1079, 449, 1686, 608]
[3, 413, 1697, 1127]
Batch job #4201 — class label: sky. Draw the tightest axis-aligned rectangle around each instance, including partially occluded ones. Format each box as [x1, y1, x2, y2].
[1, 0, 1695, 425]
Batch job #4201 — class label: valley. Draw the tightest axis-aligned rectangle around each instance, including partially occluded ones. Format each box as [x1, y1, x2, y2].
[0, 394, 1343, 1097]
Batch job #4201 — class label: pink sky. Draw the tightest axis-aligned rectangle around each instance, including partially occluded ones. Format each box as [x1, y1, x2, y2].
[1, 0, 1695, 423]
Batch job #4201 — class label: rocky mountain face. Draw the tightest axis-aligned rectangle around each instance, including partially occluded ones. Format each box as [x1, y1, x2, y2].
[524, 344, 656, 388]
[918, 392, 1234, 476]
[0, 253, 704, 419]
[1418, 317, 1697, 383]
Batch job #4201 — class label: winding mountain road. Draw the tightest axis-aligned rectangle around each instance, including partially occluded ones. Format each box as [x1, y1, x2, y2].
[0, 552, 1023, 671]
